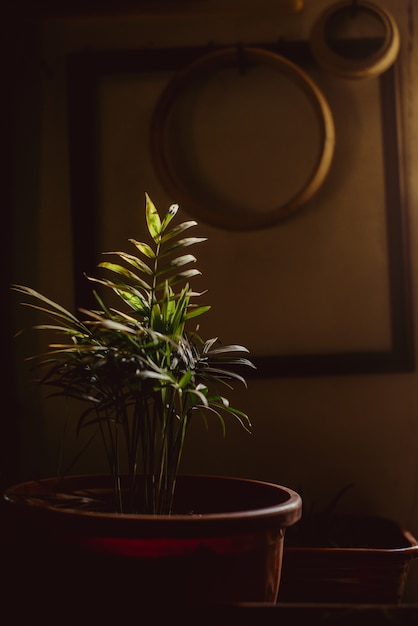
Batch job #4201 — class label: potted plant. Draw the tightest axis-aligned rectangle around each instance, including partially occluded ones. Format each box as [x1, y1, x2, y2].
[3, 193, 302, 614]
[279, 485, 418, 604]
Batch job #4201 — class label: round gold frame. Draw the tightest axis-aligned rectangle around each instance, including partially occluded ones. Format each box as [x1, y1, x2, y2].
[310, 1, 400, 80]
[150, 46, 335, 230]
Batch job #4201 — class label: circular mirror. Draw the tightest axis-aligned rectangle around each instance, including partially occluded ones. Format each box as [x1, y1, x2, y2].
[150, 46, 335, 230]
[310, 1, 400, 79]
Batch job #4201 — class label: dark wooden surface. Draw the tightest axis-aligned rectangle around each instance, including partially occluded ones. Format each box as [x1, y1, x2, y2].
[2, 500, 418, 624]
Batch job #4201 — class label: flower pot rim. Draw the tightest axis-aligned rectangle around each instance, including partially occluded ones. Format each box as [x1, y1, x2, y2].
[284, 544, 418, 558]
[3, 473, 302, 533]
[284, 513, 418, 559]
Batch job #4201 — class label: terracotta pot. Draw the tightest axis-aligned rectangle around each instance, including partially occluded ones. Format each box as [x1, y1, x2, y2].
[279, 514, 418, 604]
[3, 474, 301, 609]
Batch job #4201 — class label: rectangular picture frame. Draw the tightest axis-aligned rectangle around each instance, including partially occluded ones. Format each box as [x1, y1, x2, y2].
[66, 40, 414, 377]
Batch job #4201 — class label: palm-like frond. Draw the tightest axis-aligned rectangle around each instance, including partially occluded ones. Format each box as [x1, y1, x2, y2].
[13, 193, 254, 514]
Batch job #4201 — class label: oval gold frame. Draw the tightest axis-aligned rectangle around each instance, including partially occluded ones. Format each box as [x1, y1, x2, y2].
[310, 1, 400, 80]
[150, 46, 335, 231]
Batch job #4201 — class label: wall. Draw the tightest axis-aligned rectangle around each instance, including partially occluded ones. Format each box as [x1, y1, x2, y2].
[8, 0, 418, 599]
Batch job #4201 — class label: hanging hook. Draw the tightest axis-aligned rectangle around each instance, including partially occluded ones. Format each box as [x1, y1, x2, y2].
[350, 0, 359, 18]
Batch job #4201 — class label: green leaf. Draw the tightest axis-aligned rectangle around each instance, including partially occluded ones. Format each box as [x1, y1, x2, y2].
[160, 220, 197, 243]
[156, 269, 202, 291]
[161, 203, 179, 231]
[222, 405, 252, 433]
[193, 404, 226, 436]
[87, 274, 151, 296]
[145, 192, 161, 242]
[113, 288, 148, 313]
[178, 369, 193, 389]
[101, 251, 153, 276]
[200, 366, 250, 386]
[185, 305, 211, 320]
[129, 239, 155, 259]
[205, 344, 252, 356]
[155, 254, 197, 277]
[202, 337, 219, 352]
[159, 237, 207, 259]
[168, 285, 190, 331]
[97, 263, 150, 288]
[12, 285, 82, 326]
